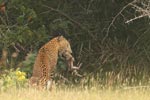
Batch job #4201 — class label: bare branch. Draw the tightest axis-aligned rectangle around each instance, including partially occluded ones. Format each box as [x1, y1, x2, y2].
[125, 14, 148, 23]
[102, 0, 137, 43]
[126, 1, 150, 23]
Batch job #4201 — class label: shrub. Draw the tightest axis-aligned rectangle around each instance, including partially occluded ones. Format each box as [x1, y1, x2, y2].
[0, 69, 27, 91]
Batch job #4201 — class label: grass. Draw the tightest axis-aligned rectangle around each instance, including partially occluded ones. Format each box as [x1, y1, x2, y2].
[0, 86, 150, 100]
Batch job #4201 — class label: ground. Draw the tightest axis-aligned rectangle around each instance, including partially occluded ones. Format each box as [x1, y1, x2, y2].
[0, 86, 149, 100]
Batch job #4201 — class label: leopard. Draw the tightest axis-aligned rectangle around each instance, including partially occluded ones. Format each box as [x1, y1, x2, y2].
[29, 35, 80, 90]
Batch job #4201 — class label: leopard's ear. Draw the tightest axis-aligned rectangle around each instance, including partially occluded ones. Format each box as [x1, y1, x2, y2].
[57, 35, 64, 42]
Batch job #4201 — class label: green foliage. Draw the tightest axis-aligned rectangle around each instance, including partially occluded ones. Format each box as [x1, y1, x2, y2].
[22, 52, 36, 77]
[0, 69, 27, 91]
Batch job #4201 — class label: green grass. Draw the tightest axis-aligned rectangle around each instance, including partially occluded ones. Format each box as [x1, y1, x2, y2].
[0, 86, 150, 100]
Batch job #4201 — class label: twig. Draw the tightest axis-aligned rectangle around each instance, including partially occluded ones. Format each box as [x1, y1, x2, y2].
[13, 45, 20, 53]
[125, 14, 148, 23]
[102, 0, 136, 43]
[125, 2, 150, 23]
[130, 3, 150, 14]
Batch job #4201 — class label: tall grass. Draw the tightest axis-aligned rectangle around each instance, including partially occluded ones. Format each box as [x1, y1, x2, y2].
[77, 38, 150, 87]
[0, 86, 150, 100]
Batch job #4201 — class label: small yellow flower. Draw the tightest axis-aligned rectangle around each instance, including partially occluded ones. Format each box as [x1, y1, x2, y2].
[17, 76, 26, 81]
[15, 71, 22, 76]
[16, 71, 26, 76]
[15, 70, 26, 81]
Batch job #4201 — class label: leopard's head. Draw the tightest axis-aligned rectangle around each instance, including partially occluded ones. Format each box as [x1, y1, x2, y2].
[57, 36, 72, 56]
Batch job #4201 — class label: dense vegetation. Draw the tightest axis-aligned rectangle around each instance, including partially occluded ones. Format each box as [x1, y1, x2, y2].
[0, 0, 150, 88]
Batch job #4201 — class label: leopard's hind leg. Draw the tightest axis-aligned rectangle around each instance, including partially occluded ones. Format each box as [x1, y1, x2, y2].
[37, 65, 50, 90]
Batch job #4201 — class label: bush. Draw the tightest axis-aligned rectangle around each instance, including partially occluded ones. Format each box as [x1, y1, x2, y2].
[0, 69, 27, 91]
